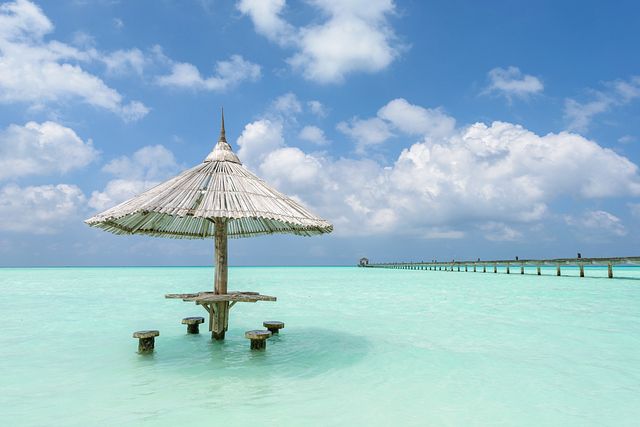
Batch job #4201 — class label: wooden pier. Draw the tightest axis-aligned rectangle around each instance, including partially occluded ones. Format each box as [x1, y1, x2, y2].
[361, 256, 640, 278]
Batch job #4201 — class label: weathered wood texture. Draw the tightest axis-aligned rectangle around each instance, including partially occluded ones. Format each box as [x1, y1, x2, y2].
[133, 330, 159, 352]
[166, 291, 276, 340]
[182, 317, 204, 334]
[263, 321, 285, 334]
[166, 292, 276, 303]
[245, 330, 271, 350]
[211, 219, 229, 340]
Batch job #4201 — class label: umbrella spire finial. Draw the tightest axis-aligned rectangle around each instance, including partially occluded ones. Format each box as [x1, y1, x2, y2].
[205, 108, 241, 163]
[219, 107, 226, 142]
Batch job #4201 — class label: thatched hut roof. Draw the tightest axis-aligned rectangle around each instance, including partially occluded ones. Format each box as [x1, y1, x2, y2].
[85, 113, 332, 239]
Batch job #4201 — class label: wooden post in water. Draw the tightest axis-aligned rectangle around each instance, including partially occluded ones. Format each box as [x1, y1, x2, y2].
[520, 264, 524, 275]
[579, 263, 584, 278]
[506, 263, 510, 274]
[493, 263, 497, 273]
[556, 264, 561, 276]
[473, 264, 477, 272]
[483, 265, 486, 273]
[537, 265, 541, 275]
[212, 218, 229, 340]
[608, 262, 613, 279]
[465, 265, 468, 272]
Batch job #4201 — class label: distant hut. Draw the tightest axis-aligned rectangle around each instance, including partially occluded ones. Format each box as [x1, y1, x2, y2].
[359, 257, 369, 267]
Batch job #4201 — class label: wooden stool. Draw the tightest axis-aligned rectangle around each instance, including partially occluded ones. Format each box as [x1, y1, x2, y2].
[263, 321, 285, 334]
[133, 330, 159, 352]
[245, 330, 271, 350]
[182, 316, 205, 334]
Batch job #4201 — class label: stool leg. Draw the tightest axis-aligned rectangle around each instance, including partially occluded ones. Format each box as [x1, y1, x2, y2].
[139, 337, 155, 352]
[267, 327, 279, 334]
[187, 324, 200, 334]
[250, 339, 266, 350]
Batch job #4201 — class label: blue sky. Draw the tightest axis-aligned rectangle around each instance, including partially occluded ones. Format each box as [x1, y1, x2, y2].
[1, 0, 639, 266]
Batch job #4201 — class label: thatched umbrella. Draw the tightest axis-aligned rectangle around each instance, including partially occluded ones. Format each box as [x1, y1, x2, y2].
[85, 111, 332, 339]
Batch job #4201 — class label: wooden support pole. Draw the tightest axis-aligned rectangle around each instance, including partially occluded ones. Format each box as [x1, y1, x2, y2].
[520, 264, 524, 275]
[506, 264, 510, 274]
[556, 264, 561, 276]
[537, 265, 541, 275]
[493, 264, 497, 273]
[465, 265, 468, 272]
[483, 265, 486, 273]
[608, 262, 613, 279]
[579, 263, 584, 278]
[473, 264, 477, 272]
[457, 265, 460, 272]
[212, 219, 229, 340]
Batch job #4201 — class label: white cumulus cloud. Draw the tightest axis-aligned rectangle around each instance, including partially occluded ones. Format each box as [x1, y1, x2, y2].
[236, 0, 296, 45]
[337, 117, 393, 153]
[0, 0, 149, 120]
[338, 98, 456, 152]
[238, 0, 401, 83]
[236, 119, 285, 168]
[0, 121, 98, 180]
[0, 183, 86, 234]
[378, 98, 456, 139]
[299, 125, 329, 145]
[237, 98, 640, 239]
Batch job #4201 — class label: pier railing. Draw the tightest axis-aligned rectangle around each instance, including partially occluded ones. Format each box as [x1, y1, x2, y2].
[361, 256, 640, 278]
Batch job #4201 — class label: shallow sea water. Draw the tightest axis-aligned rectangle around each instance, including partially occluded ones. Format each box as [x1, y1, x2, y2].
[1, 266, 639, 426]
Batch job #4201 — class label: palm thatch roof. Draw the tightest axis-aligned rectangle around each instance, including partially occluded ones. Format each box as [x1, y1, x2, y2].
[85, 114, 332, 239]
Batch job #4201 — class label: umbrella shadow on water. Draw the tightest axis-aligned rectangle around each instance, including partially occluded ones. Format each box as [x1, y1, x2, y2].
[145, 327, 371, 380]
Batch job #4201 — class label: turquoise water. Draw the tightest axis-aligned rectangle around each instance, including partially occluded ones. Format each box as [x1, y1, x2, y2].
[1, 266, 640, 426]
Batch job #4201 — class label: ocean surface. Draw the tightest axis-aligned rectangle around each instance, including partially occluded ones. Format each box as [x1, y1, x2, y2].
[1, 266, 639, 426]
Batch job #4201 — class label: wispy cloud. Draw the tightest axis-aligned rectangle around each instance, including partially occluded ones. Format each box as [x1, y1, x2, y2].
[483, 66, 543, 101]
[565, 210, 627, 238]
[564, 76, 640, 132]
[156, 54, 261, 91]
